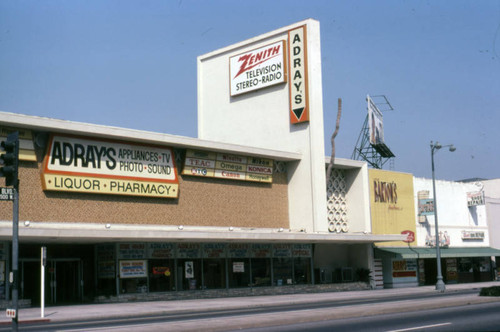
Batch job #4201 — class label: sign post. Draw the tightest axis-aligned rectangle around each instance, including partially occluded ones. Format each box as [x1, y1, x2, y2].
[41, 247, 46, 318]
[1, 132, 19, 331]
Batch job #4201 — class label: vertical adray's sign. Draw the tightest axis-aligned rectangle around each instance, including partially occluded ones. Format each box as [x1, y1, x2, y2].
[288, 25, 309, 124]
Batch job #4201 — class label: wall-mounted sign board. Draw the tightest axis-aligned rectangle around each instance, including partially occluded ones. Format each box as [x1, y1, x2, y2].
[41, 135, 179, 198]
[182, 149, 273, 183]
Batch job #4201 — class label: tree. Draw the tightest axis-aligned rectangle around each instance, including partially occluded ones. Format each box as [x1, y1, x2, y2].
[326, 98, 342, 182]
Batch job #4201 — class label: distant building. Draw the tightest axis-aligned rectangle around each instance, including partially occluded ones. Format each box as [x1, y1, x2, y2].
[375, 177, 500, 288]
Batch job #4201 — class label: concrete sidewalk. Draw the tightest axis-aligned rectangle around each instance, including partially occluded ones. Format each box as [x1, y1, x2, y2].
[1, 281, 500, 326]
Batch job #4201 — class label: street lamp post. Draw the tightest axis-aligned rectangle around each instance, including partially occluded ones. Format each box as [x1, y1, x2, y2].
[430, 141, 456, 292]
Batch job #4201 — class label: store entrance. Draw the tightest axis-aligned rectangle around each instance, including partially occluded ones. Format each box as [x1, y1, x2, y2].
[21, 259, 83, 306]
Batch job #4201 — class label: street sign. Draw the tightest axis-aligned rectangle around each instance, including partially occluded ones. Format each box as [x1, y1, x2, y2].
[0, 187, 14, 201]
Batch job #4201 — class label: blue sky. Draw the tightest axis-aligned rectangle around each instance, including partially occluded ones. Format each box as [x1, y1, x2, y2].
[1, 1, 499, 181]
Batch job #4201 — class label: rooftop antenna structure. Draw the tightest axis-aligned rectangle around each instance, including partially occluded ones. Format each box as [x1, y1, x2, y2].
[351, 95, 395, 169]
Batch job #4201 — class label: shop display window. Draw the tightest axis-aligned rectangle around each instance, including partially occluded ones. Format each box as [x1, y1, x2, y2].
[176, 259, 202, 291]
[149, 259, 175, 292]
[119, 278, 147, 294]
[99, 242, 315, 295]
[273, 257, 293, 286]
[458, 258, 473, 273]
[228, 258, 250, 288]
[203, 258, 227, 289]
[293, 257, 312, 284]
[119, 259, 148, 294]
[251, 258, 271, 286]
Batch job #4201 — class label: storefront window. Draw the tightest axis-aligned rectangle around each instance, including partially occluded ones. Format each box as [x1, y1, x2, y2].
[99, 242, 317, 295]
[177, 243, 202, 290]
[458, 258, 473, 273]
[273, 244, 292, 286]
[293, 257, 311, 284]
[273, 257, 293, 285]
[119, 260, 148, 294]
[177, 259, 202, 290]
[251, 258, 271, 286]
[203, 258, 226, 289]
[148, 243, 176, 292]
[292, 244, 312, 285]
[149, 259, 175, 292]
[227, 244, 250, 288]
[458, 257, 493, 283]
[228, 258, 250, 288]
[96, 244, 116, 296]
[251, 244, 272, 287]
[202, 243, 226, 289]
[120, 278, 147, 294]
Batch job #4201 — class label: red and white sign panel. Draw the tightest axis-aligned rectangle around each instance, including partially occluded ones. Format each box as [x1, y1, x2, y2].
[5, 309, 16, 318]
[230, 41, 287, 96]
[401, 230, 415, 243]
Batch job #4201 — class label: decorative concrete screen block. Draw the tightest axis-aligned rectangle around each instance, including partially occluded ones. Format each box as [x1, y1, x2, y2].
[327, 169, 348, 233]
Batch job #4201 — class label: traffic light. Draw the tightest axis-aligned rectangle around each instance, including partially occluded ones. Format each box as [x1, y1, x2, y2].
[0, 131, 19, 187]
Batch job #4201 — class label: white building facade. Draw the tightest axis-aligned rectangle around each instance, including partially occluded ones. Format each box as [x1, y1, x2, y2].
[375, 177, 500, 288]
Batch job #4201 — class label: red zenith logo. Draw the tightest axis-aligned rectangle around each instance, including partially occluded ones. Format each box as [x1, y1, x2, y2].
[233, 44, 281, 79]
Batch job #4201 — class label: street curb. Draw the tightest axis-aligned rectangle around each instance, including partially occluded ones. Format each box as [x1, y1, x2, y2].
[0, 318, 50, 326]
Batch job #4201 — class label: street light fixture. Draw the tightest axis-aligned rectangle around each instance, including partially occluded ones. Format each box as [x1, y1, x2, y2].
[430, 141, 456, 292]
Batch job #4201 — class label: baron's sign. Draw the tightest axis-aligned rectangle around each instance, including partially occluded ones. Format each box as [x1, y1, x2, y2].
[230, 41, 287, 96]
[373, 179, 398, 204]
[288, 25, 309, 124]
[42, 135, 179, 198]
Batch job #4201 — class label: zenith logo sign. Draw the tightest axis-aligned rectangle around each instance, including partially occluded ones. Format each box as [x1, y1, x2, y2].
[233, 44, 282, 78]
[229, 41, 286, 97]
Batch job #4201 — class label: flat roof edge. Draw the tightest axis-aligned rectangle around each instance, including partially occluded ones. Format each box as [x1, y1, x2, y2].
[325, 157, 367, 169]
[0, 111, 302, 161]
[0, 221, 404, 244]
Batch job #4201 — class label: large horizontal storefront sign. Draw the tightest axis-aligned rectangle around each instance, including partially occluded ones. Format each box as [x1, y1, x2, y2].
[182, 149, 273, 183]
[229, 40, 287, 96]
[41, 135, 179, 198]
[288, 25, 309, 124]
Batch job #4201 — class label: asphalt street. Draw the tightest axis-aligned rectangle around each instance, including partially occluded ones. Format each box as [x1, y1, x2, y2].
[0, 281, 499, 331]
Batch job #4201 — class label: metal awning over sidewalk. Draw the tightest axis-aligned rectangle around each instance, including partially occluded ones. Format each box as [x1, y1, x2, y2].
[0, 221, 406, 244]
[374, 246, 500, 259]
